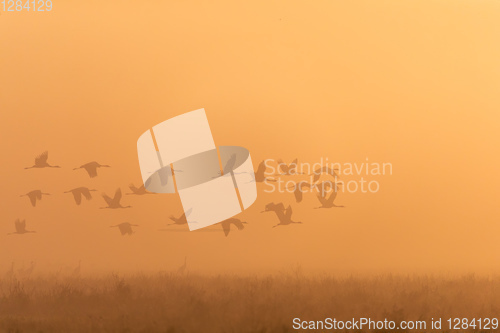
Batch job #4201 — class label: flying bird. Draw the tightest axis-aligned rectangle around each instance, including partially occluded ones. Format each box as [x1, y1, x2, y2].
[127, 183, 154, 195]
[253, 160, 277, 183]
[110, 222, 138, 236]
[222, 153, 237, 175]
[288, 181, 312, 203]
[213, 153, 237, 178]
[166, 208, 193, 226]
[8, 219, 36, 235]
[100, 188, 131, 209]
[20, 190, 50, 207]
[277, 158, 300, 175]
[220, 218, 247, 237]
[25, 151, 61, 169]
[262, 202, 302, 227]
[311, 166, 341, 183]
[313, 181, 336, 196]
[64, 187, 97, 205]
[73, 161, 110, 178]
[315, 183, 345, 208]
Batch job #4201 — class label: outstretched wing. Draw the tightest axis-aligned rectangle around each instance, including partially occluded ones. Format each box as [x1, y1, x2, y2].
[81, 188, 92, 200]
[73, 191, 82, 205]
[14, 219, 22, 233]
[15, 219, 26, 233]
[113, 188, 122, 204]
[285, 205, 292, 220]
[294, 188, 303, 203]
[256, 161, 266, 174]
[326, 190, 338, 204]
[102, 193, 113, 206]
[326, 167, 340, 179]
[176, 208, 193, 224]
[316, 193, 328, 205]
[221, 220, 230, 237]
[277, 159, 286, 173]
[223, 154, 237, 174]
[29, 194, 37, 207]
[183, 208, 193, 218]
[35, 151, 49, 165]
[232, 219, 245, 230]
[86, 165, 98, 178]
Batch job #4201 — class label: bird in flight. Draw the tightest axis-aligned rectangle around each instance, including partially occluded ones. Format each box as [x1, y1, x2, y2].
[73, 161, 110, 178]
[25, 151, 60, 169]
[64, 187, 97, 205]
[262, 202, 302, 227]
[222, 153, 237, 175]
[311, 166, 341, 183]
[315, 183, 344, 208]
[277, 158, 301, 175]
[127, 183, 154, 195]
[20, 190, 50, 207]
[110, 222, 138, 236]
[288, 181, 312, 203]
[166, 208, 193, 226]
[220, 218, 247, 237]
[8, 219, 36, 235]
[213, 153, 237, 178]
[100, 188, 131, 209]
[313, 181, 336, 196]
[253, 160, 277, 183]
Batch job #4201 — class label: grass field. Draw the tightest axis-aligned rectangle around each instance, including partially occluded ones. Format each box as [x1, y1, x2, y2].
[1, 271, 499, 333]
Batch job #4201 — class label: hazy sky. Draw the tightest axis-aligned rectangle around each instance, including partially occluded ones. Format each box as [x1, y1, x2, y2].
[1, 0, 499, 275]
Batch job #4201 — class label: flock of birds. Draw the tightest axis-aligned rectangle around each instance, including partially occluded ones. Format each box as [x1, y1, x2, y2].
[5, 152, 344, 278]
[9, 152, 344, 238]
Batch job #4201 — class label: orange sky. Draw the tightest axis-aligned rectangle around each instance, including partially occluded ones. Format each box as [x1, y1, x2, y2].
[1, 0, 499, 276]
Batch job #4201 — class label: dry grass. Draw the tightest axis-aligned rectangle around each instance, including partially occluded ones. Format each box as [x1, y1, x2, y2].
[0, 272, 499, 333]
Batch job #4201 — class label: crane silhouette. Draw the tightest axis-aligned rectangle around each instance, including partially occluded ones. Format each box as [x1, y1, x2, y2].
[313, 181, 337, 197]
[277, 158, 303, 175]
[25, 151, 60, 169]
[213, 153, 237, 178]
[315, 183, 345, 208]
[64, 187, 97, 205]
[73, 161, 110, 178]
[20, 190, 50, 207]
[110, 222, 138, 236]
[100, 188, 131, 209]
[311, 166, 341, 183]
[126, 183, 154, 195]
[253, 160, 277, 183]
[288, 181, 312, 203]
[166, 208, 193, 226]
[262, 202, 302, 227]
[222, 153, 237, 174]
[8, 219, 36, 235]
[220, 218, 247, 237]
[177, 257, 187, 274]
